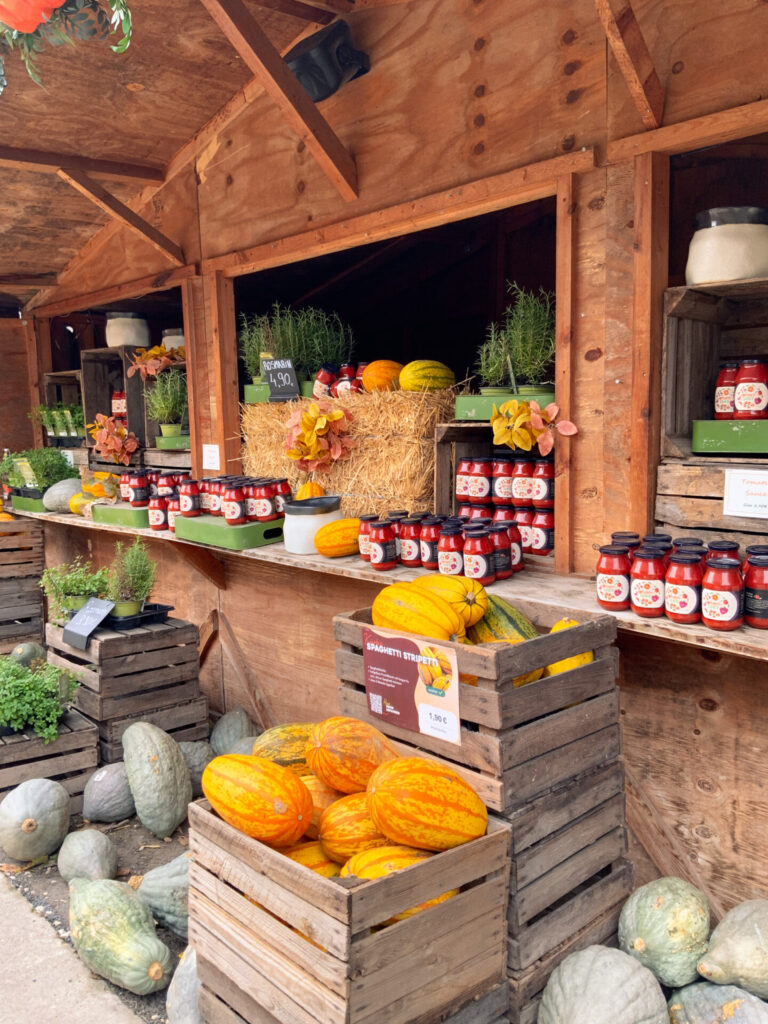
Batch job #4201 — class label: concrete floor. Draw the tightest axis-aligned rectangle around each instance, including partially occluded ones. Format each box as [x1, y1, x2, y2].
[0, 876, 142, 1024]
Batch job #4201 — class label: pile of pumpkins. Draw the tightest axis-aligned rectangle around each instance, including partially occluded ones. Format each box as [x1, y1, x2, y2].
[359, 358, 455, 394]
[539, 876, 768, 1023]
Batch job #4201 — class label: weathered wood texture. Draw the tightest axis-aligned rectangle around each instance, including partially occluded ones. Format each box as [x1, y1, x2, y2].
[0, 319, 36, 452]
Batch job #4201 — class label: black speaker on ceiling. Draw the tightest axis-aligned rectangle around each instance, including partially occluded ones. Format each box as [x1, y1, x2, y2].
[285, 20, 370, 103]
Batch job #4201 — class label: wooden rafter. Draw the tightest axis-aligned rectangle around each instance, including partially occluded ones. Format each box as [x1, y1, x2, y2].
[0, 275, 57, 288]
[251, 0, 335, 23]
[593, 0, 664, 129]
[56, 169, 185, 267]
[198, 0, 358, 202]
[0, 145, 164, 183]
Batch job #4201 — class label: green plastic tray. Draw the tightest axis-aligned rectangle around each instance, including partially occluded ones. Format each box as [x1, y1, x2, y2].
[11, 496, 47, 513]
[92, 503, 151, 528]
[243, 383, 271, 404]
[154, 434, 191, 450]
[454, 392, 556, 421]
[174, 514, 284, 550]
[692, 419, 768, 455]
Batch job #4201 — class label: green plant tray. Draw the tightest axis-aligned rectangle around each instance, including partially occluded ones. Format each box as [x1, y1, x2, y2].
[174, 513, 284, 550]
[692, 420, 768, 454]
[243, 383, 271, 403]
[92, 503, 151, 528]
[454, 392, 555, 421]
[11, 496, 47, 513]
[154, 435, 191, 450]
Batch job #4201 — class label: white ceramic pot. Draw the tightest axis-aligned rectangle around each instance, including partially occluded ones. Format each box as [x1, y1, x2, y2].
[282, 496, 343, 554]
[686, 207, 768, 285]
[105, 314, 150, 349]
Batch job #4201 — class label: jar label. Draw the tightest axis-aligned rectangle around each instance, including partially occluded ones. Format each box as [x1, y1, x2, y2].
[111, 397, 127, 415]
[223, 500, 245, 521]
[370, 540, 397, 565]
[119, 482, 130, 500]
[400, 538, 420, 563]
[530, 527, 555, 552]
[200, 491, 211, 511]
[664, 582, 700, 616]
[313, 380, 331, 399]
[597, 573, 629, 603]
[394, 537, 402, 557]
[702, 587, 742, 621]
[511, 478, 532, 500]
[492, 476, 514, 499]
[746, 587, 768, 620]
[420, 539, 439, 566]
[714, 386, 735, 413]
[518, 525, 532, 549]
[168, 509, 177, 531]
[148, 508, 167, 527]
[253, 498, 275, 519]
[464, 553, 491, 579]
[735, 382, 768, 412]
[359, 533, 371, 556]
[467, 476, 491, 499]
[128, 485, 148, 503]
[455, 474, 471, 497]
[530, 478, 554, 501]
[275, 493, 288, 513]
[438, 550, 464, 575]
[631, 578, 665, 609]
[510, 543, 522, 567]
[157, 484, 175, 497]
[492, 548, 512, 573]
[209, 493, 221, 512]
[179, 493, 200, 513]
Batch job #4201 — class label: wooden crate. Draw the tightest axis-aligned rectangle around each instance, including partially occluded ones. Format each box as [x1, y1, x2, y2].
[189, 800, 511, 1024]
[81, 346, 148, 446]
[0, 518, 44, 579]
[0, 576, 43, 652]
[98, 695, 209, 763]
[334, 608, 619, 813]
[0, 709, 98, 814]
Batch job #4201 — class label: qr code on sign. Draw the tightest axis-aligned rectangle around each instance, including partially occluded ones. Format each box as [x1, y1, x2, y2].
[369, 693, 383, 714]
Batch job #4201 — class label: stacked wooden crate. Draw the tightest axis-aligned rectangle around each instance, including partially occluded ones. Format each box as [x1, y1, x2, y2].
[45, 618, 208, 763]
[334, 607, 632, 1024]
[0, 518, 44, 653]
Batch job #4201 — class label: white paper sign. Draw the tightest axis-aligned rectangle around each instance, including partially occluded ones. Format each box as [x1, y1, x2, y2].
[61, 450, 74, 466]
[202, 444, 221, 472]
[724, 469, 768, 520]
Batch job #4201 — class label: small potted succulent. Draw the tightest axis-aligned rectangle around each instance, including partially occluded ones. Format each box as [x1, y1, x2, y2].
[144, 367, 188, 438]
[0, 657, 78, 743]
[107, 538, 156, 618]
[40, 556, 109, 622]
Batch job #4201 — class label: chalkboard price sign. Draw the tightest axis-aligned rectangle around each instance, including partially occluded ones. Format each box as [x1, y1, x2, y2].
[263, 358, 301, 401]
[62, 598, 116, 651]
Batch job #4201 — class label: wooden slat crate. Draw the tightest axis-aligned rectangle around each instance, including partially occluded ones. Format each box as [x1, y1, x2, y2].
[0, 709, 98, 814]
[189, 800, 511, 1024]
[0, 576, 43, 652]
[0, 518, 44, 579]
[98, 695, 209, 763]
[334, 608, 619, 814]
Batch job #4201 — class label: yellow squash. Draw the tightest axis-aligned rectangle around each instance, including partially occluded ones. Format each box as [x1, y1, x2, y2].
[372, 582, 465, 642]
[409, 574, 488, 627]
[543, 617, 594, 676]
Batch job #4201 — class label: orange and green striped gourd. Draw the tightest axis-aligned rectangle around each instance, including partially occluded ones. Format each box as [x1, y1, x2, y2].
[340, 845, 459, 922]
[314, 518, 360, 558]
[282, 840, 340, 877]
[305, 716, 399, 794]
[250, 723, 315, 776]
[361, 360, 403, 392]
[467, 594, 543, 686]
[399, 360, 456, 392]
[409, 574, 488, 628]
[367, 757, 488, 851]
[201, 755, 312, 847]
[372, 582, 466, 642]
[318, 792, 390, 863]
[299, 774, 344, 839]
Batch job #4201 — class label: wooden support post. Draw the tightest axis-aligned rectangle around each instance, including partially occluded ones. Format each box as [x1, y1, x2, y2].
[203, 272, 242, 476]
[555, 175, 575, 575]
[182, 278, 206, 480]
[630, 152, 669, 534]
[22, 318, 52, 448]
[593, 0, 664, 129]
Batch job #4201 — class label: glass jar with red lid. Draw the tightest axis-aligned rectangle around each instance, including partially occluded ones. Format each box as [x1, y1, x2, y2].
[745, 555, 768, 629]
[111, 389, 126, 418]
[145, 471, 160, 498]
[455, 458, 473, 502]
[596, 545, 631, 611]
[530, 509, 555, 555]
[458, 503, 473, 518]
[399, 518, 422, 568]
[223, 483, 247, 526]
[148, 496, 168, 531]
[488, 523, 513, 580]
[166, 496, 180, 532]
[127, 471, 149, 508]
[514, 506, 535, 554]
[358, 514, 379, 562]
[369, 521, 398, 570]
[702, 558, 744, 630]
[466, 460, 492, 504]
[491, 456, 515, 506]
[707, 540, 740, 563]
[742, 544, 768, 574]
[178, 479, 201, 517]
[119, 472, 131, 502]
[492, 506, 516, 525]
[511, 459, 534, 507]
[157, 473, 176, 498]
[272, 479, 291, 515]
[507, 522, 523, 573]
[438, 527, 464, 576]
[208, 479, 223, 516]
[198, 479, 211, 513]
[463, 529, 495, 585]
[664, 553, 703, 624]
[630, 548, 666, 617]
[252, 481, 279, 522]
[734, 359, 768, 419]
[387, 511, 409, 558]
[313, 364, 337, 399]
[530, 459, 555, 509]
[714, 360, 740, 419]
[419, 518, 441, 570]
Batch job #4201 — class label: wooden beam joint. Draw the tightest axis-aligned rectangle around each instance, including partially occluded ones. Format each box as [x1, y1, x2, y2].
[594, 0, 665, 130]
[0, 145, 164, 183]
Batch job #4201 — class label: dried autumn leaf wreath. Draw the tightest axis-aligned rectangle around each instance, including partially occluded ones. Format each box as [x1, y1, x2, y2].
[284, 401, 354, 473]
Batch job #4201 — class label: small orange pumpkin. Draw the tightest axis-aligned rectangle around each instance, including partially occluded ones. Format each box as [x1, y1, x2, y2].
[318, 792, 389, 863]
[314, 518, 360, 558]
[305, 716, 399, 793]
[361, 360, 403, 392]
[295, 481, 326, 501]
[300, 775, 344, 839]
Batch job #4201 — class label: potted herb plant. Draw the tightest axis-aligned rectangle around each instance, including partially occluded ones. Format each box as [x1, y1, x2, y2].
[144, 367, 188, 438]
[0, 658, 78, 743]
[28, 404, 56, 439]
[69, 404, 86, 438]
[107, 538, 156, 618]
[40, 556, 109, 622]
[239, 311, 273, 386]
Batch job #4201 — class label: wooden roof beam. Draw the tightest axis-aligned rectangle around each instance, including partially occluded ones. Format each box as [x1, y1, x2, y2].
[594, 0, 665, 129]
[251, 0, 335, 23]
[198, 0, 358, 202]
[0, 275, 57, 288]
[0, 145, 165, 183]
[56, 169, 185, 267]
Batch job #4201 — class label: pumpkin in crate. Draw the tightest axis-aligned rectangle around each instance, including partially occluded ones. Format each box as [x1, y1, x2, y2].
[9, 641, 46, 669]
[367, 757, 487, 852]
[305, 716, 398, 793]
[282, 840, 340, 877]
[122, 723, 192, 839]
[544, 618, 595, 677]
[619, 876, 710, 987]
[409, 575, 488, 628]
[372, 582, 466, 642]
[361, 359, 403, 392]
[668, 981, 768, 1023]
[318, 792, 390, 863]
[300, 774, 344, 838]
[399, 360, 455, 392]
[468, 594, 543, 687]
[202, 755, 312, 847]
[314, 518, 360, 558]
[295, 481, 325, 500]
[698, 900, 768, 998]
[251, 722, 315, 775]
[341, 845, 458, 922]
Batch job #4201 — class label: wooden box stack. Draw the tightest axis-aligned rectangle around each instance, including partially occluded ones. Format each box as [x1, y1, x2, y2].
[188, 800, 512, 1024]
[0, 518, 44, 653]
[45, 618, 208, 763]
[333, 607, 632, 1023]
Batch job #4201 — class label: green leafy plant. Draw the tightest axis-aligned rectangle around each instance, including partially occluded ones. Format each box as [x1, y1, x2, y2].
[0, 449, 24, 488]
[476, 283, 556, 389]
[28, 404, 55, 432]
[40, 556, 108, 622]
[239, 311, 272, 380]
[24, 447, 79, 488]
[239, 304, 354, 379]
[0, 657, 78, 743]
[144, 367, 188, 426]
[69, 404, 85, 430]
[107, 538, 156, 604]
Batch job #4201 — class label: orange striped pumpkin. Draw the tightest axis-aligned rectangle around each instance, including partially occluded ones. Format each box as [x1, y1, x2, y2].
[295, 481, 325, 500]
[361, 360, 403, 392]
[305, 716, 399, 794]
[318, 792, 389, 864]
[282, 840, 340, 877]
[201, 755, 313, 847]
[250, 723, 315, 775]
[340, 845, 458, 921]
[300, 774, 344, 839]
[372, 582, 466, 642]
[367, 757, 488, 851]
[409, 575, 488, 628]
[314, 518, 360, 558]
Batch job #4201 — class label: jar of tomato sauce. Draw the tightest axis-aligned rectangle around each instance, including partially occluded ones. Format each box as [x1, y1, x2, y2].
[399, 517, 422, 568]
[252, 482, 279, 522]
[466, 460, 492, 504]
[208, 479, 223, 517]
[489, 523, 512, 580]
[127, 472, 149, 508]
[511, 460, 534, 507]
[167, 496, 180, 532]
[463, 529, 495, 585]
[178, 479, 201, 517]
[357, 514, 379, 562]
[119, 472, 131, 502]
[630, 548, 666, 617]
[530, 509, 555, 555]
[148, 496, 168, 531]
[702, 558, 744, 630]
[707, 540, 740, 563]
[611, 532, 641, 556]
[745, 555, 768, 629]
[714, 360, 740, 419]
[742, 544, 768, 574]
[492, 506, 516, 525]
[664, 553, 703, 624]
[514, 506, 535, 554]
[491, 456, 515, 506]
[419, 518, 441, 570]
[455, 458, 473, 502]
[508, 522, 524, 573]
[146, 471, 160, 498]
[438, 527, 464, 576]
[273, 479, 291, 515]
[646, 541, 672, 568]
[676, 540, 708, 569]
[387, 511, 409, 558]
[531, 459, 555, 509]
[458, 503, 473, 518]
[369, 521, 398, 570]
[734, 359, 768, 419]
[596, 545, 631, 611]
[157, 473, 176, 498]
[223, 483, 247, 526]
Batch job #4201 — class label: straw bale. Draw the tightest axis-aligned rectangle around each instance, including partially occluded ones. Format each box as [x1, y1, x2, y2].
[241, 390, 455, 516]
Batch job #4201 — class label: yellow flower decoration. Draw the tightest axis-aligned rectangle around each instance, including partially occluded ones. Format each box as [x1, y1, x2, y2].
[490, 399, 535, 451]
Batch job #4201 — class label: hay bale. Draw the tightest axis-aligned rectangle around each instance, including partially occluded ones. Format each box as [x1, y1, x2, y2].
[241, 390, 455, 517]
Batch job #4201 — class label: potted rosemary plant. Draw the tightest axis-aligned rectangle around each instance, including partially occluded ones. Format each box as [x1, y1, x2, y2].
[145, 367, 188, 439]
[107, 538, 156, 618]
[40, 556, 109, 622]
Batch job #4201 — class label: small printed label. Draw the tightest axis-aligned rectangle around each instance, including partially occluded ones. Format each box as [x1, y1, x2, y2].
[209, 493, 221, 513]
[254, 498, 275, 519]
[664, 582, 700, 616]
[702, 587, 742, 621]
[529, 478, 554, 501]
[735, 381, 768, 412]
[111, 397, 127, 415]
[438, 550, 464, 575]
[128, 485, 148, 504]
[200, 491, 211, 511]
[157, 484, 174, 497]
[467, 476, 491, 499]
[400, 538, 420, 563]
[420, 539, 438, 566]
[359, 533, 371, 557]
[119, 481, 130, 500]
[518, 524, 532, 549]
[492, 548, 512, 574]
[148, 508, 166, 527]
[464, 552, 492, 579]
[530, 527, 554, 552]
[370, 540, 397, 565]
[167, 509, 178, 531]
[223, 500, 245, 521]
[509, 543, 522, 567]
[746, 587, 768, 620]
[631, 578, 665, 609]
[492, 476, 514, 499]
[312, 380, 331, 399]
[275, 493, 288, 513]
[179, 493, 200, 513]
[715, 386, 735, 414]
[597, 573, 630, 603]
[455, 474, 471, 497]
[511, 477, 533, 500]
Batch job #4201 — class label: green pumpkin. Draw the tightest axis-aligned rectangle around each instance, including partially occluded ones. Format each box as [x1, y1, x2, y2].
[538, 945, 669, 1024]
[0, 778, 70, 861]
[227, 735, 261, 755]
[166, 946, 203, 1024]
[57, 828, 118, 882]
[82, 762, 136, 823]
[69, 877, 173, 995]
[619, 877, 710, 987]
[9, 642, 47, 669]
[179, 740, 215, 799]
[122, 723, 192, 839]
[210, 708, 256, 755]
[134, 851, 190, 939]
[668, 981, 768, 1023]
[698, 900, 768, 999]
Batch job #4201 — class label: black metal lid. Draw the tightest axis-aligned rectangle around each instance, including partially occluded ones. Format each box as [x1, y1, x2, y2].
[694, 206, 768, 229]
[282, 495, 341, 515]
[707, 540, 740, 551]
[669, 553, 704, 565]
[643, 533, 672, 543]
[706, 557, 742, 569]
[747, 555, 768, 567]
[633, 547, 666, 560]
[599, 544, 630, 554]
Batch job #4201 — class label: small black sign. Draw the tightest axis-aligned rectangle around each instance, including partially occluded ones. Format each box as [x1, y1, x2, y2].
[62, 598, 116, 651]
[263, 358, 301, 402]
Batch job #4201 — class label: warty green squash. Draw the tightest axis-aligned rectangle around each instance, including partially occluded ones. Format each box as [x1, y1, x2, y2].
[178, 740, 215, 799]
[57, 828, 118, 882]
[122, 722, 192, 839]
[132, 851, 190, 939]
[82, 762, 136, 823]
[69, 877, 174, 995]
[9, 641, 46, 669]
[0, 777, 70, 861]
[210, 708, 257, 755]
[165, 945, 203, 1024]
[698, 900, 768, 999]
[668, 981, 768, 1023]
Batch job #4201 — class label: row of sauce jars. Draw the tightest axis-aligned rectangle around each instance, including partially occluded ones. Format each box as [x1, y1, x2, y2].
[455, 456, 554, 508]
[714, 359, 768, 419]
[313, 362, 369, 399]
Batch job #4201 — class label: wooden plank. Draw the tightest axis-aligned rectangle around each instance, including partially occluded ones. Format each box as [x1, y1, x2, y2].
[251, 0, 335, 23]
[0, 275, 57, 288]
[0, 145, 164, 182]
[593, 0, 664, 129]
[31, 265, 199, 319]
[655, 494, 768, 535]
[203, 272, 243, 475]
[504, 726, 621, 808]
[46, 619, 198, 662]
[104, 695, 208, 743]
[99, 722, 210, 763]
[0, 745, 98, 790]
[182, 276, 205, 480]
[198, 0, 358, 202]
[75, 674, 200, 719]
[219, 611, 276, 730]
[0, 720, 97, 766]
[554, 173, 575, 574]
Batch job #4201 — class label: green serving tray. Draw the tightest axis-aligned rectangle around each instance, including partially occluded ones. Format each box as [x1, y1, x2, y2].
[454, 392, 556, 421]
[154, 434, 191, 450]
[92, 503, 151, 528]
[11, 496, 47, 513]
[692, 419, 768, 455]
[243, 383, 271, 404]
[174, 513, 284, 550]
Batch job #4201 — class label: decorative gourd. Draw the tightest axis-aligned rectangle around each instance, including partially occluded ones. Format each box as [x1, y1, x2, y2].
[314, 518, 360, 558]
[538, 945, 669, 1024]
[619, 876, 710, 987]
[69, 878, 173, 995]
[0, 777, 70, 860]
[132, 852, 190, 938]
[69, 491, 92, 516]
[166, 946, 203, 1024]
[367, 757, 487, 852]
[399, 360, 456, 392]
[42, 478, 82, 512]
[9, 641, 46, 669]
[282, 840, 340, 877]
[202, 755, 312, 847]
[82, 762, 136, 822]
[57, 828, 118, 882]
[122, 723, 192, 839]
[318, 792, 390, 863]
[210, 708, 257, 755]
[372, 582, 466, 642]
[340, 844, 458, 922]
[251, 723, 315, 775]
[295, 481, 326, 500]
[409, 575, 488, 628]
[178, 741, 216, 799]
[361, 360, 403, 392]
[305, 716, 399, 793]
[544, 618, 595, 677]
[668, 981, 768, 1023]
[467, 594, 543, 686]
[698, 900, 768, 998]
[300, 774, 344, 838]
